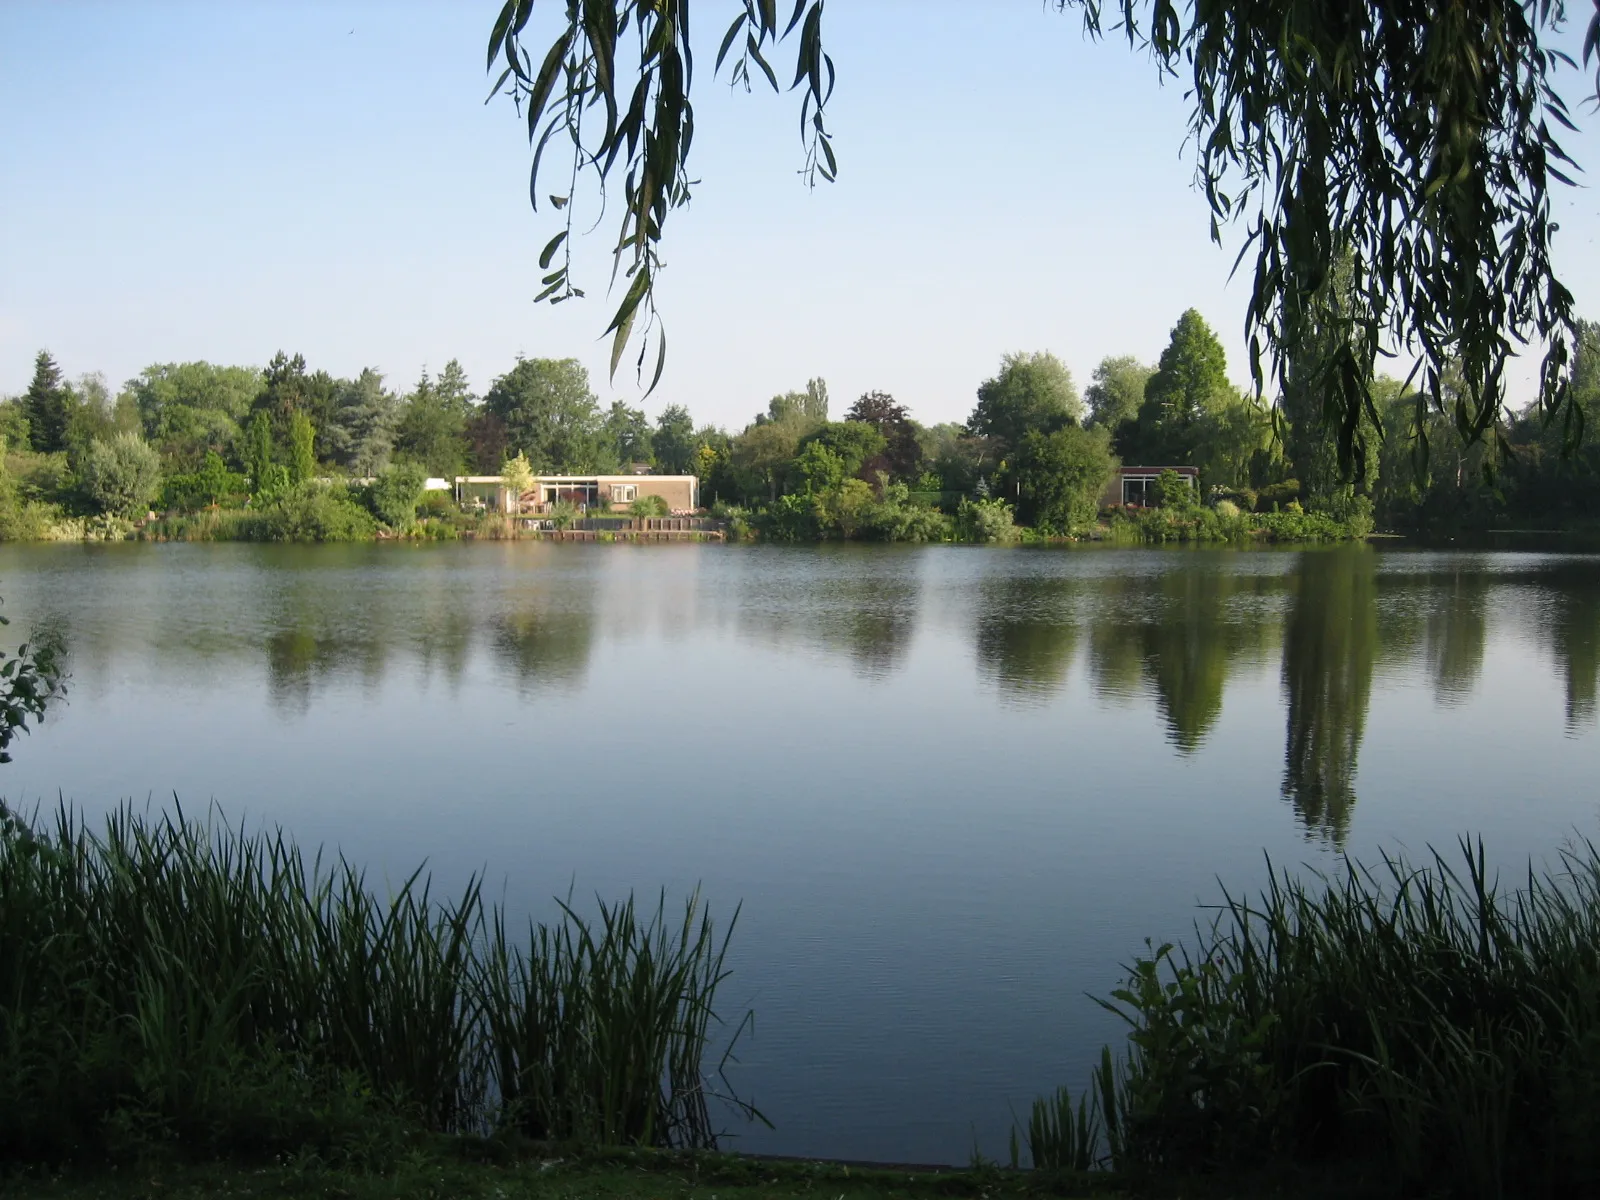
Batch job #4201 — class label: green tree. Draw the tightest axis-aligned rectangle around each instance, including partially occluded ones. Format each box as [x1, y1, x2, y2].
[1084, 355, 1152, 432]
[920, 422, 999, 496]
[127, 362, 260, 470]
[762, 378, 829, 425]
[483, 358, 606, 472]
[394, 368, 469, 478]
[367, 463, 428, 528]
[257, 351, 339, 457]
[653, 404, 696, 474]
[63, 373, 131, 459]
[797, 420, 888, 481]
[244, 410, 276, 493]
[465, 409, 509, 474]
[161, 451, 247, 512]
[844, 391, 922, 480]
[969, 352, 1082, 452]
[604, 400, 654, 467]
[1195, 387, 1274, 491]
[327, 368, 399, 477]
[793, 440, 846, 495]
[730, 421, 801, 502]
[501, 451, 535, 512]
[288, 411, 317, 484]
[1281, 253, 1381, 510]
[1124, 309, 1232, 465]
[0, 398, 30, 452]
[490, 2, 1591, 465]
[22, 351, 70, 454]
[1005, 425, 1116, 533]
[79, 433, 162, 519]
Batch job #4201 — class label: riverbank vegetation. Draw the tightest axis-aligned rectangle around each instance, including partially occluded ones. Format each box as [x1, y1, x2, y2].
[6, 799, 1591, 1198]
[0, 802, 751, 1165]
[10, 308, 1597, 548]
[1026, 838, 1600, 1198]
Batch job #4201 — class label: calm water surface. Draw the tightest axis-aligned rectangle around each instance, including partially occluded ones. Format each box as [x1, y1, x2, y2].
[3, 541, 1600, 1163]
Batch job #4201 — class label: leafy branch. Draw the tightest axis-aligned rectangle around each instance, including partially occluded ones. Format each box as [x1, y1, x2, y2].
[487, 0, 834, 395]
[490, 0, 1597, 478]
[0, 601, 66, 765]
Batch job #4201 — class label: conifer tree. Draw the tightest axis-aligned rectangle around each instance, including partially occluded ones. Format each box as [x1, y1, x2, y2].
[22, 351, 70, 454]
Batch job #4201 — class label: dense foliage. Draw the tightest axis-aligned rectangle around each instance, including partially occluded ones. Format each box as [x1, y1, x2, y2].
[489, 0, 1597, 482]
[1031, 839, 1600, 1198]
[0, 803, 750, 1162]
[8, 305, 1600, 545]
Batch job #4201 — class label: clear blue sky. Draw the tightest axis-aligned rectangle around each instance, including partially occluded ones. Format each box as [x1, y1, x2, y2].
[2, 2, 1597, 430]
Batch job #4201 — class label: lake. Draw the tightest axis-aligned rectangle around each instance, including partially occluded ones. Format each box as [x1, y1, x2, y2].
[3, 541, 1599, 1164]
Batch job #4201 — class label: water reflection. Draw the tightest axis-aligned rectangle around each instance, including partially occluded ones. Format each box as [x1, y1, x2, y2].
[974, 575, 1078, 701]
[1281, 549, 1376, 842]
[15, 543, 1600, 848]
[1548, 584, 1600, 731]
[728, 560, 921, 680]
[1424, 567, 1488, 705]
[492, 605, 596, 692]
[1087, 566, 1279, 752]
[266, 627, 383, 715]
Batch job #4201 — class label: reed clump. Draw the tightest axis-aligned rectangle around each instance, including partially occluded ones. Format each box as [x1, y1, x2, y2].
[1029, 837, 1600, 1198]
[0, 802, 752, 1164]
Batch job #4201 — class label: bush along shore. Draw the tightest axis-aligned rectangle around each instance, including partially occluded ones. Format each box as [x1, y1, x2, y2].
[7, 802, 1596, 1198]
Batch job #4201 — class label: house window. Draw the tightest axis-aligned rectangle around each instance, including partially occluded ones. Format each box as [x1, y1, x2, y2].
[1122, 476, 1156, 506]
[614, 484, 637, 502]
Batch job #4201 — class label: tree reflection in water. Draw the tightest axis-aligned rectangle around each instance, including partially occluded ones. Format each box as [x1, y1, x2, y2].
[1087, 565, 1278, 753]
[973, 575, 1078, 702]
[1281, 548, 1376, 844]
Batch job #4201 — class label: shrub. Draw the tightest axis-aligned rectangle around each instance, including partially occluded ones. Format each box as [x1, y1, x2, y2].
[547, 500, 579, 530]
[366, 463, 428, 528]
[78, 433, 162, 519]
[1256, 479, 1301, 512]
[1153, 469, 1197, 511]
[956, 497, 1020, 543]
[475, 512, 514, 540]
[248, 483, 376, 542]
[160, 452, 248, 513]
[627, 493, 670, 518]
[753, 493, 818, 542]
[419, 489, 456, 518]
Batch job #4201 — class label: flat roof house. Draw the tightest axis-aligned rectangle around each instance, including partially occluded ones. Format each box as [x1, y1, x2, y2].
[455, 474, 699, 514]
[1101, 466, 1199, 509]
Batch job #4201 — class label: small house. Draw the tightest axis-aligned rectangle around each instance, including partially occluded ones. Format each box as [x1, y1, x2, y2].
[1102, 466, 1199, 509]
[455, 473, 699, 515]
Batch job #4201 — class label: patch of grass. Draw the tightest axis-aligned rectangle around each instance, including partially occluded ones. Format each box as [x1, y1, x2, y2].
[1030, 838, 1600, 1198]
[0, 802, 752, 1165]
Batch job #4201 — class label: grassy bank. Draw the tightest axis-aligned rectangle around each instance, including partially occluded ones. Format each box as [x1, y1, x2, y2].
[7, 802, 1591, 1197]
[0, 802, 752, 1164]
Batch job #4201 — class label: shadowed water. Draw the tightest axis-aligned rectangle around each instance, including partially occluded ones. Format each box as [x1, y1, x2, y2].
[2, 541, 1599, 1163]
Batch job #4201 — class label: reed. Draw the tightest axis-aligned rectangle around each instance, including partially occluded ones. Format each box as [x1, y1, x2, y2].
[0, 801, 753, 1163]
[1030, 837, 1600, 1197]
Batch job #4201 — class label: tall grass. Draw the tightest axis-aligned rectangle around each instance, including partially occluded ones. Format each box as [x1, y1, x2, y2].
[1027, 838, 1600, 1198]
[0, 801, 755, 1163]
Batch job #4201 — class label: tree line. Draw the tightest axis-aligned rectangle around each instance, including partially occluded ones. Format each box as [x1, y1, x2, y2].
[3, 302, 1597, 541]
